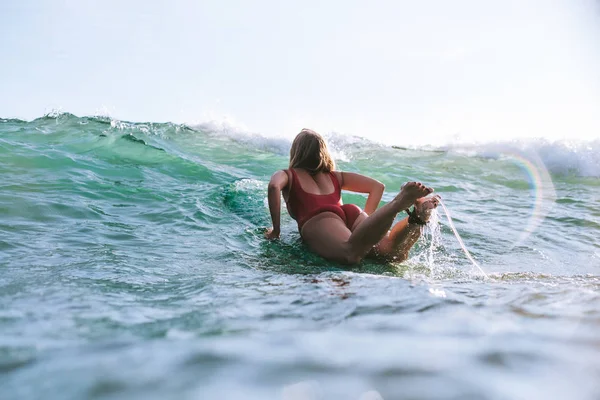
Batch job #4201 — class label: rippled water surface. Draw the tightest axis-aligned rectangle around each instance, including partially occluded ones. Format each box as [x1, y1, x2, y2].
[1, 115, 599, 399]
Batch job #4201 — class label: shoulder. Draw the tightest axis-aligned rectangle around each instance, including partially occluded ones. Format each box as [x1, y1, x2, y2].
[271, 169, 290, 178]
[268, 169, 290, 189]
[282, 169, 293, 182]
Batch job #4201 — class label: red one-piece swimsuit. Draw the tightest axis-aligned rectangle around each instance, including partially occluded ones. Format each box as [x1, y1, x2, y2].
[286, 169, 362, 232]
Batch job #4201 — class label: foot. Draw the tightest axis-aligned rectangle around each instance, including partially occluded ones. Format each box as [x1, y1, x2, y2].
[392, 182, 433, 211]
[413, 195, 440, 223]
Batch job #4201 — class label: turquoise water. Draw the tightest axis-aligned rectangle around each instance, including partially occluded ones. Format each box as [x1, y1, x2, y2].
[1, 113, 599, 399]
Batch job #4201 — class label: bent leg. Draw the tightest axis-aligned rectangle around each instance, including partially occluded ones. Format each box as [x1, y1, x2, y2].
[344, 182, 432, 260]
[373, 195, 440, 262]
[373, 218, 421, 262]
[302, 182, 433, 264]
[302, 212, 417, 265]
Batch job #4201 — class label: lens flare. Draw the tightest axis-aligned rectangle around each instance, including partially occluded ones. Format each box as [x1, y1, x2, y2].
[502, 149, 556, 248]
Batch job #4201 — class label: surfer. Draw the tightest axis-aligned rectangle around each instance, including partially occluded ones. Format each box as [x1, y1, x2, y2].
[265, 129, 440, 264]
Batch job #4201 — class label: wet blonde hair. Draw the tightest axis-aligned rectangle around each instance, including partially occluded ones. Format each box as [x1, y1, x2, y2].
[289, 129, 335, 175]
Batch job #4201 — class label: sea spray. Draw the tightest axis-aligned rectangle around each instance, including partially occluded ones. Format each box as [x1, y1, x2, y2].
[437, 199, 489, 279]
[421, 207, 442, 275]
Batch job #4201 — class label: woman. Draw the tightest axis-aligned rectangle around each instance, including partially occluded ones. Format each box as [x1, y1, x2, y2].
[265, 129, 439, 264]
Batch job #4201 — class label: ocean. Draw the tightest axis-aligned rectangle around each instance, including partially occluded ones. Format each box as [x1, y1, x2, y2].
[1, 112, 599, 399]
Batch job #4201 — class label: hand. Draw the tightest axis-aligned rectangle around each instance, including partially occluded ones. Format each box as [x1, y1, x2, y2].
[264, 227, 280, 240]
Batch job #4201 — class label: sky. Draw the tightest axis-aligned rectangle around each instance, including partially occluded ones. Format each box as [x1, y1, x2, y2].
[1, 0, 599, 144]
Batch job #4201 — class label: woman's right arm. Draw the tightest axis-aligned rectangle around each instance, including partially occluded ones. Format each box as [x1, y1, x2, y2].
[339, 172, 385, 215]
[265, 170, 289, 239]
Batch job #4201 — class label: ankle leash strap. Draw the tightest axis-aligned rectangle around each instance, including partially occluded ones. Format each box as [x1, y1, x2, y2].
[405, 207, 427, 225]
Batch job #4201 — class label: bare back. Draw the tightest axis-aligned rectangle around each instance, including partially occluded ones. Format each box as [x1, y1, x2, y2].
[291, 169, 339, 196]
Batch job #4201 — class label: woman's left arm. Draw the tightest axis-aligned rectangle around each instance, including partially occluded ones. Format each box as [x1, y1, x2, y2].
[336, 171, 385, 215]
[265, 170, 289, 239]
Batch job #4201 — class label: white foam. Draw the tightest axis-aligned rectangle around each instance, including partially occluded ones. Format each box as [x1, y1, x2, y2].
[188, 115, 600, 177]
[188, 118, 354, 162]
[439, 139, 600, 177]
[189, 116, 292, 155]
